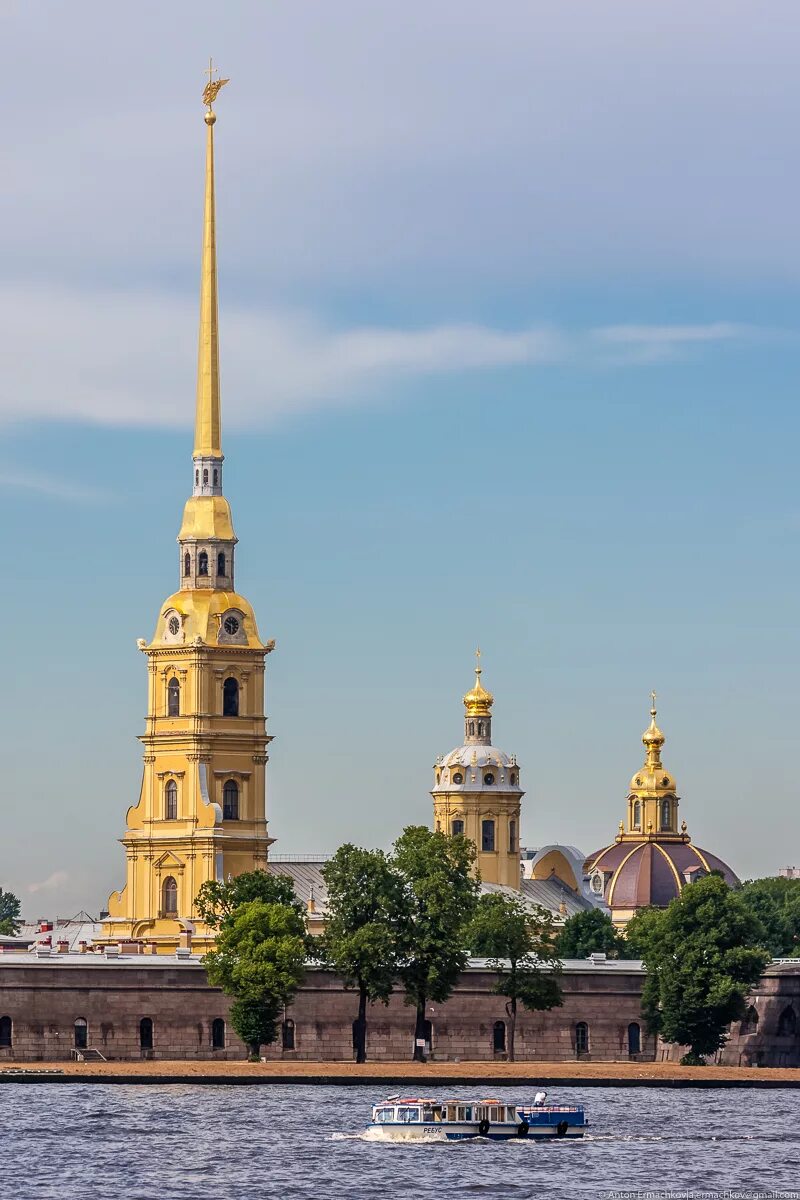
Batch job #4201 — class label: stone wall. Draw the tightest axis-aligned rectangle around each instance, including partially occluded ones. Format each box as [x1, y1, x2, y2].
[656, 962, 800, 1068]
[0, 960, 652, 1062]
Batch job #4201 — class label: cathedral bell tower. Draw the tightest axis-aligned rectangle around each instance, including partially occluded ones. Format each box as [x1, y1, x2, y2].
[103, 70, 275, 951]
[431, 655, 523, 888]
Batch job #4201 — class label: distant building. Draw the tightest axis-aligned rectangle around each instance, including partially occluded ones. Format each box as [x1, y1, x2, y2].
[583, 698, 739, 929]
[778, 867, 800, 879]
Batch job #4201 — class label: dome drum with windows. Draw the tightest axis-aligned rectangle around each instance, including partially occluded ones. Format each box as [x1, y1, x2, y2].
[584, 698, 739, 928]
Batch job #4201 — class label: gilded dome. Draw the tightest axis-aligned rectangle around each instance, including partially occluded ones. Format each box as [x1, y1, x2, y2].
[463, 667, 494, 717]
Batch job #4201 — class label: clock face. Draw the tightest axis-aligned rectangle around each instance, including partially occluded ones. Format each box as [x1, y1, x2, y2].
[452, 772, 464, 785]
[223, 615, 240, 636]
[168, 616, 180, 636]
[483, 772, 495, 786]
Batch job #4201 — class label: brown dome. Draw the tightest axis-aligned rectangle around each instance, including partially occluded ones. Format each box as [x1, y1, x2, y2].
[585, 839, 740, 910]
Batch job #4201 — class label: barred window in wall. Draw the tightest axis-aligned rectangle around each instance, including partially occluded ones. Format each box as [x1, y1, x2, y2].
[212, 1018, 226, 1049]
[167, 677, 180, 716]
[162, 876, 178, 916]
[575, 1022, 589, 1054]
[282, 1019, 295, 1050]
[493, 1020, 506, 1052]
[223, 779, 239, 820]
[627, 1022, 641, 1054]
[165, 779, 177, 820]
[0, 1016, 11, 1048]
[481, 819, 495, 852]
[74, 1018, 88, 1050]
[140, 1017, 153, 1051]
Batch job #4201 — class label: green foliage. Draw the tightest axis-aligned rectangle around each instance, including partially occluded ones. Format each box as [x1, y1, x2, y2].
[195, 870, 303, 930]
[320, 844, 403, 1062]
[392, 825, 480, 1059]
[204, 900, 307, 1057]
[628, 874, 770, 1062]
[737, 876, 800, 958]
[0, 888, 21, 936]
[469, 893, 562, 1059]
[554, 908, 631, 960]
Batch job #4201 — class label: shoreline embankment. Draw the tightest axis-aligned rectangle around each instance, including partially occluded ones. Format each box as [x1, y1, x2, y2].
[0, 1059, 797, 1087]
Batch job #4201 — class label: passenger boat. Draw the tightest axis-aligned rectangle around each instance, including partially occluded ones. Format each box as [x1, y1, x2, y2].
[368, 1095, 586, 1141]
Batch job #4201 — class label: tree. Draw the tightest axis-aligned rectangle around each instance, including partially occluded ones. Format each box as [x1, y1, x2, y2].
[737, 877, 800, 958]
[469, 893, 562, 1061]
[554, 908, 631, 960]
[392, 825, 480, 1062]
[320, 845, 402, 1063]
[0, 888, 21, 936]
[627, 874, 770, 1064]
[204, 899, 307, 1058]
[195, 870, 303, 930]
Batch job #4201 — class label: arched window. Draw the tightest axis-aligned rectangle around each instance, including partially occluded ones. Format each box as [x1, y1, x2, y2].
[212, 1018, 226, 1050]
[481, 819, 495, 852]
[478, 722, 484, 737]
[510, 773, 517, 786]
[167, 677, 180, 717]
[184, 551, 191, 577]
[162, 876, 178, 916]
[202, 469, 209, 485]
[213, 469, 218, 486]
[74, 1018, 88, 1050]
[195, 469, 199, 485]
[633, 799, 641, 829]
[493, 1020, 506, 1052]
[223, 779, 239, 821]
[165, 779, 177, 820]
[451, 819, 464, 837]
[0, 1016, 11, 1048]
[139, 1017, 153, 1051]
[661, 798, 671, 830]
[509, 819, 517, 853]
[223, 676, 239, 717]
[778, 1005, 797, 1037]
[469, 722, 475, 736]
[282, 1018, 295, 1050]
[198, 550, 209, 576]
[741, 1005, 759, 1033]
[575, 1021, 589, 1054]
[217, 552, 226, 577]
[627, 1022, 641, 1055]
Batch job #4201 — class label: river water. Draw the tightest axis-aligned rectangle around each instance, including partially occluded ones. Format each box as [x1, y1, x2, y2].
[0, 1083, 795, 1199]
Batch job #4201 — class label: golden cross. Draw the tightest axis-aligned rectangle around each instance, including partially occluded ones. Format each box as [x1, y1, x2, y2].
[650, 689, 657, 713]
[202, 58, 230, 108]
[206, 57, 217, 87]
[475, 646, 482, 674]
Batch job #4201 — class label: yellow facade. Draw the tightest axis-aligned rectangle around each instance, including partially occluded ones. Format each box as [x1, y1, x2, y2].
[432, 662, 523, 888]
[103, 77, 274, 952]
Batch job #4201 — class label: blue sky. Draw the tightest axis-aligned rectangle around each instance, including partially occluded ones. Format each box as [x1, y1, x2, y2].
[2, 0, 799, 915]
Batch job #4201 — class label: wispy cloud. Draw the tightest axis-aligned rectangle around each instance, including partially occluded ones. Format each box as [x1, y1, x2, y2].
[28, 870, 69, 895]
[0, 469, 109, 503]
[0, 285, 760, 433]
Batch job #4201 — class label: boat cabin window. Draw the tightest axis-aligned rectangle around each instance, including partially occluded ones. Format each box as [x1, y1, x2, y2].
[397, 1106, 420, 1123]
[421, 1106, 435, 1122]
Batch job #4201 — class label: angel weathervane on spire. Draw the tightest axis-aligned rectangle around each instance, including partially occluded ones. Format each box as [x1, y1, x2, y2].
[202, 57, 230, 108]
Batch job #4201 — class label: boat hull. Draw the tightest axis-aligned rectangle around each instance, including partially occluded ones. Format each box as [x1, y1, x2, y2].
[368, 1121, 585, 1141]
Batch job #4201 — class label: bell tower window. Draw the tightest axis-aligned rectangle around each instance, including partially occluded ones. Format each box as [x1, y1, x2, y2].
[184, 552, 191, 577]
[203, 469, 209, 485]
[661, 798, 671, 830]
[632, 799, 641, 829]
[481, 819, 495, 852]
[223, 779, 239, 820]
[198, 551, 209, 576]
[167, 677, 180, 717]
[509, 818, 517, 853]
[217, 552, 225, 577]
[165, 779, 177, 820]
[213, 468, 219, 486]
[223, 677, 239, 717]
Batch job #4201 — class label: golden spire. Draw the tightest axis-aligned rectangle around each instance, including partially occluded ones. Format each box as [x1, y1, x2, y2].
[194, 60, 230, 459]
[463, 646, 494, 717]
